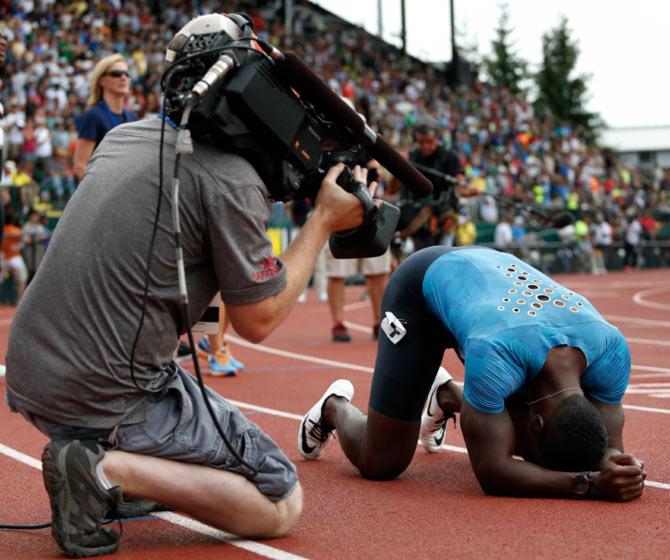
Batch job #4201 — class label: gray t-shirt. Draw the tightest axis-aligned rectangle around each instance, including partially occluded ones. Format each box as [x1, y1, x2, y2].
[6, 119, 286, 428]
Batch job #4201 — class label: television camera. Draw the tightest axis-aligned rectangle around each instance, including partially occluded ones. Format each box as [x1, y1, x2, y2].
[161, 13, 432, 258]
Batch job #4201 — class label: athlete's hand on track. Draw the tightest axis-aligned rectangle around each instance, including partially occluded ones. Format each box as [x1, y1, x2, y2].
[591, 452, 646, 501]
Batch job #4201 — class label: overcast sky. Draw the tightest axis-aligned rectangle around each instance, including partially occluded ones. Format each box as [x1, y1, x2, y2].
[311, 0, 670, 129]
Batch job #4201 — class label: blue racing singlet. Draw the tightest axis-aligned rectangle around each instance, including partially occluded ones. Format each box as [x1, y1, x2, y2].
[422, 248, 630, 413]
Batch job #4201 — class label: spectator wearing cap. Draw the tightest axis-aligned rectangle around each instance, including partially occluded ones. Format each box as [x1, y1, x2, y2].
[73, 54, 136, 180]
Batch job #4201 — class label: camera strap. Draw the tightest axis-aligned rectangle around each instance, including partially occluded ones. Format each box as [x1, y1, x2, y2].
[350, 181, 378, 224]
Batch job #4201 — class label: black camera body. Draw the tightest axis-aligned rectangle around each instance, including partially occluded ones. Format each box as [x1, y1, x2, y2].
[169, 46, 398, 258]
[192, 53, 326, 201]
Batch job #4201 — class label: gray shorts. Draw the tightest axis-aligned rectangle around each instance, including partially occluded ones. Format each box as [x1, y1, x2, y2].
[10, 366, 298, 502]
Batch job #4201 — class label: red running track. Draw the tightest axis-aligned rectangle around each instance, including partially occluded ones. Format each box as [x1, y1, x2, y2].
[1, 268, 669, 559]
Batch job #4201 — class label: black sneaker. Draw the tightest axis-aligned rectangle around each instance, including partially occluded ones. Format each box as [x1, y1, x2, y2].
[42, 440, 122, 557]
[332, 322, 351, 342]
[174, 341, 193, 363]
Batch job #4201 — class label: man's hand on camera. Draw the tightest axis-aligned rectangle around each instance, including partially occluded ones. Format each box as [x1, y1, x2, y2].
[314, 164, 379, 233]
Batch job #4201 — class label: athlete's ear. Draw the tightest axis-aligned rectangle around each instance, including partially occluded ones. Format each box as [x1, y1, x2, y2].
[529, 413, 544, 437]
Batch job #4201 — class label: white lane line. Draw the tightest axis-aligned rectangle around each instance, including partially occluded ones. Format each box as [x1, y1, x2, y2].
[344, 321, 373, 334]
[626, 337, 670, 347]
[604, 315, 670, 328]
[633, 287, 670, 312]
[227, 335, 374, 373]
[633, 365, 670, 373]
[232, 332, 669, 373]
[228, 337, 670, 414]
[229, 400, 302, 421]
[567, 280, 669, 290]
[631, 365, 670, 379]
[623, 404, 670, 414]
[153, 513, 308, 560]
[0, 443, 307, 560]
[0, 443, 43, 470]
[343, 301, 370, 312]
[631, 373, 670, 379]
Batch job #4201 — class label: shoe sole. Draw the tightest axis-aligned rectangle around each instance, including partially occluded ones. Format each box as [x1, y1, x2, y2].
[42, 443, 119, 558]
[114, 498, 168, 519]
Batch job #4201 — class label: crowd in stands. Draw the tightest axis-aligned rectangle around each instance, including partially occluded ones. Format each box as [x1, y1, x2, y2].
[1, 0, 670, 289]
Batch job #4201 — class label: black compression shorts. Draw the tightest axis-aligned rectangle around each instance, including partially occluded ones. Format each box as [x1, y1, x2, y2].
[369, 246, 462, 422]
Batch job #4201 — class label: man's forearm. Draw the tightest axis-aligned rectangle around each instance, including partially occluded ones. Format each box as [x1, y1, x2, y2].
[475, 457, 578, 498]
[279, 208, 331, 307]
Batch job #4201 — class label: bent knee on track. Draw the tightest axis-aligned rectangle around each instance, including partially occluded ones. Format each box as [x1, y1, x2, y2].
[260, 483, 304, 538]
[359, 461, 408, 481]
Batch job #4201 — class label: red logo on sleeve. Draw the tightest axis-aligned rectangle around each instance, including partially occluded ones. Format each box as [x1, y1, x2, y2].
[252, 256, 281, 281]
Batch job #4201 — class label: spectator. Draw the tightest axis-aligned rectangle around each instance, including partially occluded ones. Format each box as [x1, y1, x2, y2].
[494, 213, 514, 250]
[623, 211, 643, 271]
[454, 206, 477, 247]
[478, 194, 499, 224]
[194, 297, 246, 377]
[324, 244, 391, 342]
[1, 210, 28, 302]
[574, 215, 598, 275]
[591, 213, 612, 274]
[73, 53, 136, 180]
[21, 207, 48, 280]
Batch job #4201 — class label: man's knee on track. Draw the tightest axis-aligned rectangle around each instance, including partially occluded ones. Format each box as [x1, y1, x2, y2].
[359, 460, 408, 481]
[260, 483, 303, 538]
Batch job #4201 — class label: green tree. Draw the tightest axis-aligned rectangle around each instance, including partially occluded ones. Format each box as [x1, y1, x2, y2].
[535, 16, 601, 139]
[483, 3, 527, 94]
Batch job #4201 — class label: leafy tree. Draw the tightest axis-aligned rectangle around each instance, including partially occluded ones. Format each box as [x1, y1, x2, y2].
[535, 15, 601, 139]
[483, 3, 527, 94]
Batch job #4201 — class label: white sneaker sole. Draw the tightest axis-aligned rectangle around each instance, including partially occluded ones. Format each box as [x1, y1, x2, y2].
[419, 367, 453, 453]
[298, 379, 354, 460]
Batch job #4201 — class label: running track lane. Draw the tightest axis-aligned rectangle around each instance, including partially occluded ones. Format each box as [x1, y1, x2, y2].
[1, 268, 669, 558]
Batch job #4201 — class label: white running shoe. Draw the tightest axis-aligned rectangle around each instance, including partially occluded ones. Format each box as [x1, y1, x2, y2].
[298, 379, 354, 460]
[419, 367, 455, 453]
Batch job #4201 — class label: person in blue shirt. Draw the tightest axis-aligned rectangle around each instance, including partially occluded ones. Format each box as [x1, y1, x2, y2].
[73, 54, 137, 180]
[298, 246, 646, 502]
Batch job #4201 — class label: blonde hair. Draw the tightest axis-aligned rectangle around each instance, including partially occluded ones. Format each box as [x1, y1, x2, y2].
[86, 54, 127, 108]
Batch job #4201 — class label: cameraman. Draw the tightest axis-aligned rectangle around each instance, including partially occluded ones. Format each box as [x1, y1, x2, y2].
[4, 14, 371, 558]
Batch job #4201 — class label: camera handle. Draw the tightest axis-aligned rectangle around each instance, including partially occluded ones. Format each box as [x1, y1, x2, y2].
[335, 167, 378, 223]
[329, 167, 400, 259]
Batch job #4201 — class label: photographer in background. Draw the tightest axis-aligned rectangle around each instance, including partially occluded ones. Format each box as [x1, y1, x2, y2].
[4, 14, 371, 558]
[393, 119, 475, 254]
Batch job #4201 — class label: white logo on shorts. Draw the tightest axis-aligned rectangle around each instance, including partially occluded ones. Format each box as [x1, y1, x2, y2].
[381, 311, 407, 345]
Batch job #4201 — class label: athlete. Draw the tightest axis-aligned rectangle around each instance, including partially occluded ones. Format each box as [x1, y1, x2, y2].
[298, 246, 646, 502]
